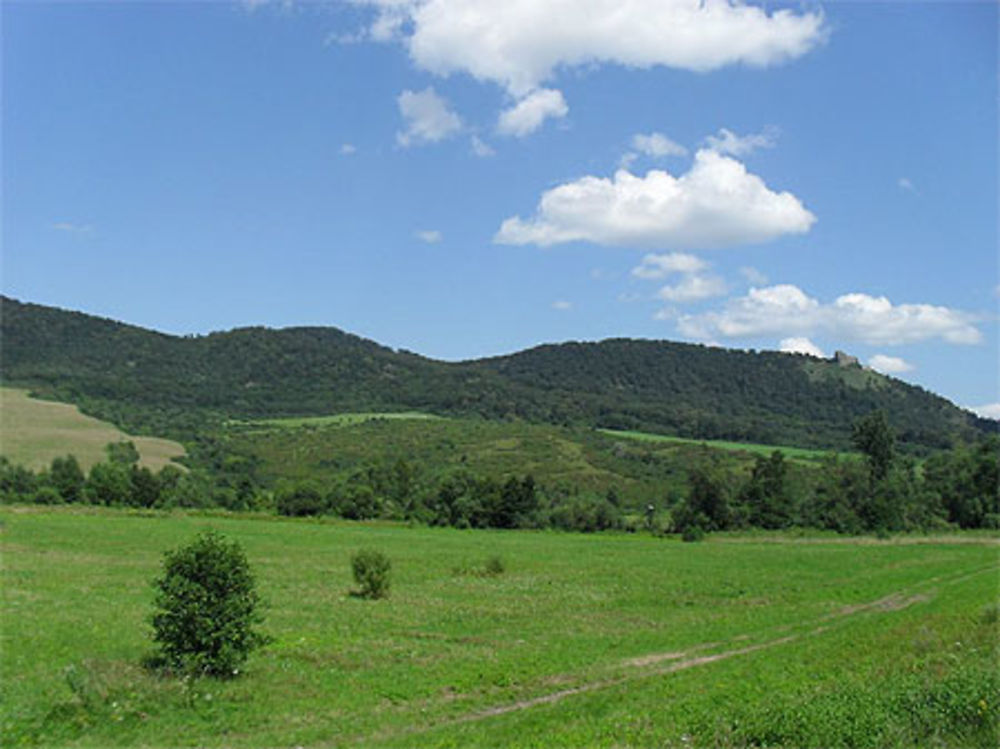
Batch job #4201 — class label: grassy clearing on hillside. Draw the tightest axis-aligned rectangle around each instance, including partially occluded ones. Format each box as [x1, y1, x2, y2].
[2, 506, 996, 747]
[233, 412, 443, 430]
[598, 427, 835, 462]
[227, 418, 731, 503]
[0, 388, 185, 471]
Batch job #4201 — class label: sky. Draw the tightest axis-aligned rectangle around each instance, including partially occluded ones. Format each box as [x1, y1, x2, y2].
[2, 0, 998, 417]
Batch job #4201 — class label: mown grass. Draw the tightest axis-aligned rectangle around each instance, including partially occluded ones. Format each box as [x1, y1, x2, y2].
[0, 387, 186, 471]
[598, 427, 836, 462]
[2, 506, 996, 747]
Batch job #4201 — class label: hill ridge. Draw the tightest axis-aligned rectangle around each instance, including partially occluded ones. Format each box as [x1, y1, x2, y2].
[0, 295, 991, 451]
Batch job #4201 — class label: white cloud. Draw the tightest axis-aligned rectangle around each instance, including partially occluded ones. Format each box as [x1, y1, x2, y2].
[868, 354, 914, 375]
[470, 135, 495, 157]
[898, 177, 916, 192]
[704, 127, 777, 156]
[551, 300, 573, 311]
[632, 252, 706, 280]
[52, 221, 93, 234]
[970, 403, 1000, 420]
[677, 284, 983, 346]
[780, 337, 825, 358]
[396, 87, 462, 147]
[632, 132, 687, 158]
[658, 274, 727, 303]
[495, 149, 815, 249]
[360, 1, 827, 98]
[415, 229, 443, 243]
[740, 266, 768, 286]
[340, 143, 357, 155]
[622, 132, 688, 168]
[497, 88, 568, 137]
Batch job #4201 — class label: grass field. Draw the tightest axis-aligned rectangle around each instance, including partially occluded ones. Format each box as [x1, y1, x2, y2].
[2, 506, 997, 747]
[0, 388, 186, 471]
[598, 428, 834, 462]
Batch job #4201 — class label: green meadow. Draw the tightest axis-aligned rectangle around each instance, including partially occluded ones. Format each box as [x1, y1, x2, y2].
[598, 428, 833, 463]
[0, 388, 186, 472]
[3, 506, 997, 747]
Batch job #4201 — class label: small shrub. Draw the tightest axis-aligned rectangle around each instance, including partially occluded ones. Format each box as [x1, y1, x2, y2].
[682, 525, 706, 543]
[34, 486, 63, 505]
[149, 530, 268, 677]
[351, 548, 391, 599]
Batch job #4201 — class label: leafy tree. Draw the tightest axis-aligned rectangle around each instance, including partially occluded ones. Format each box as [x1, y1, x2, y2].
[740, 451, 792, 529]
[150, 530, 267, 677]
[852, 410, 895, 484]
[106, 440, 140, 466]
[130, 465, 161, 508]
[49, 455, 85, 503]
[84, 461, 132, 505]
[677, 466, 731, 531]
[0, 457, 37, 502]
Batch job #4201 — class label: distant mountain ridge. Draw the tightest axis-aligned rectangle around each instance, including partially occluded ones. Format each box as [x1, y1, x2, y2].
[0, 296, 992, 451]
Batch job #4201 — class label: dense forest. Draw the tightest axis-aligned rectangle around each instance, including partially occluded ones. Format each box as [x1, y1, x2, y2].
[1, 296, 992, 451]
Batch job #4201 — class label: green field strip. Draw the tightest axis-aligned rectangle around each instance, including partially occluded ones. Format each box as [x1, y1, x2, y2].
[597, 428, 836, 461]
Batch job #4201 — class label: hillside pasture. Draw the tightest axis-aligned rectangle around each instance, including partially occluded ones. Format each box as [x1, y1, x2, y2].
[226, 418, 742, 502]
[0, 387, 186, 471]
[2, 506, 996, 747]
[598, 427, 834, 463]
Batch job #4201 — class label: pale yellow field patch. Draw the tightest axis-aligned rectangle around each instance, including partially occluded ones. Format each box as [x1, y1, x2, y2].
[0, 387, 185, 471]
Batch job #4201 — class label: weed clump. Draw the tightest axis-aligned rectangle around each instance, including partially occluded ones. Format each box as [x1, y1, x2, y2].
[484, 555, 505, 576]
[452, 555, 506, 578]
[351, 548, 391, 599]
[149, 530, 268, 678]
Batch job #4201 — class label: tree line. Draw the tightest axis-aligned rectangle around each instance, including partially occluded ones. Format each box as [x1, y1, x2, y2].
[3, 413, 996, 535]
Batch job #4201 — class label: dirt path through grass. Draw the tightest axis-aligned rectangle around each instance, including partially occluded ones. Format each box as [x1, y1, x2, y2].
[369, 561, 998, 744]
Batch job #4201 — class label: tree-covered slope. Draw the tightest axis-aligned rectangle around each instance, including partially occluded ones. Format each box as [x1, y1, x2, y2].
[0, 296, 991, 450]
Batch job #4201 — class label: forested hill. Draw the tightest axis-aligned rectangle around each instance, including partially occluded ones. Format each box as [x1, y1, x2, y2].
[1, 296, 992, 451]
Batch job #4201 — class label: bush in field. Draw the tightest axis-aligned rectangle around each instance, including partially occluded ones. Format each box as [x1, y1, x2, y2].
[276, 481, 327, 517]
[150, 531, 267, 677]
[351, 548, 391, 599]
[682, 525, 706, 543]
[484, 555, 505, 576]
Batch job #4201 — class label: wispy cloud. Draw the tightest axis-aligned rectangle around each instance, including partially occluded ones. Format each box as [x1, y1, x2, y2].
[396, 87, 462, 147]
[704, 126, 778, 157]
[52, 221, 94, 235]
[415, 229, 443, 244]
[497, 88, 567, 137]
[868, 354, 914, 375]
[470, 135, 495, 157]
[740, 266, 769, 286]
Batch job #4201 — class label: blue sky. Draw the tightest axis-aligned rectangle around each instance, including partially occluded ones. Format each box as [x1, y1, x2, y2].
[3, 1, 997, 416]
